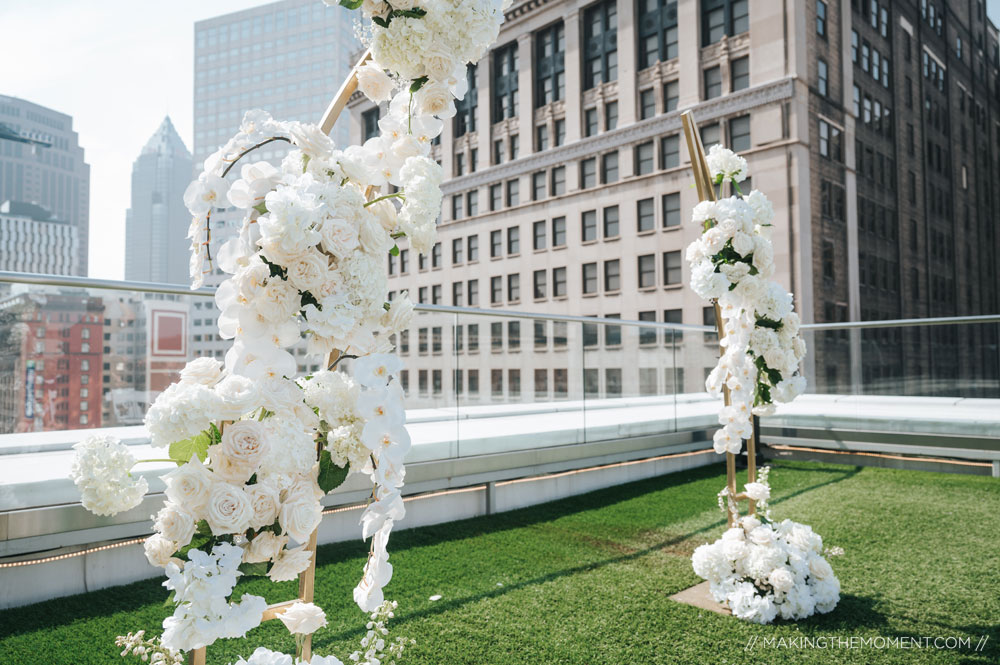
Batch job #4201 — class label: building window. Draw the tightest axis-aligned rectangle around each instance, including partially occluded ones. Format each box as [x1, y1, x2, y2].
[605, 101, 619, 130]
[552, 216, 567, 247]
[468, 369, 479, 394]
[451, 194, 463, 220]
[729, 115, 750, 151]
[536, 124, 549, 151]
[489, 183, 502, 211]
[492, 42, 519, 122]
[491, 230, 502, 257]
[535, 22, 566, 106]
[581, 157, 597, 188]
[491, 276, 503, 304]
[452, 237, 463, 265]
[663, 80, 679, 112]
[362, 108, 380, 141]
[603, 205, 620, 238]
[660, 134, 680, 169]
[454, 64, 478, 137]
[638, 254, 656, 288]
[604, 259, 620, 291]
[467, 190, 479, 216]
[818, 58, 828, 96]
[582, 263, 598, 294]
[553, 267, 567, 297]
[533, 269, 547, 299]
[639, 0, 679, 68]
[731, 56, 750, 91]
[640, 88, 656, 119]
[491, 368, 503, 396]
[554, 118, 566, 145]
[636, 141, 655, 175]
[637, 198, 655, 232]
[534, 368, 548, 396]
[452, 281, 463, 306]
[507, 226, 520, 254]
[702, 0, 748, 46]
[510, 134, 520, 159]
[533, 220, 546, 250]
[704, 66, 722, 99]
[582, 210, 598, 242]
[399, 248, 409, 273]
[583, 0, 618, 89]
[532, 171, 546, 200]
[551, 166, 566, 195]
[664, 309, 683, 343]
[585, 107, 599, 136]
[506, 179, 519, 206]
[822, 240, 835, 280]
[816, 0, 827, 36]
[601, 151, 619, 182]
[508, 274, 520, 301]
[432, 242, 441, 268]
[467, 235, 479, 262]
[467, 279, 479, 306]
[662, 192, 680, 227]
[663, 250, 682, 285]
[553, 368, 568, 398]
[639, 311, 657, 345]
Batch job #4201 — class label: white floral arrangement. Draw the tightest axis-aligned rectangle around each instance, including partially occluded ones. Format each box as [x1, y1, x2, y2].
[692, 469, 842, 624]
[685, 145, 808, 455]
[70, 1, 509, 662]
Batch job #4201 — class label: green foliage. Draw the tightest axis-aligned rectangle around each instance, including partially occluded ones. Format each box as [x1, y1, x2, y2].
[389, 244, 400, 256]
[252, 202, 268, 215]
[168, 433, 211, 465]
[338, 0, 363, 9]
[409, 76, 429, 93]
[317, 450, 349, 494]
[238, 562, 269, 578]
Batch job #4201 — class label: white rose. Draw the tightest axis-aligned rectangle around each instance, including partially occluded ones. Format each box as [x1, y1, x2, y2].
[277, 601, 328, 636]
[748, 525, 774, 546]
[381, 292, 414, 334]
[244, 531, 288, 564]
[732, 231, 754, 257]
[246, 482, 281, 529]
[279, 497, 322, 544]
[358, 215, 391, 254]
[357, 62, 395, 104]
[162, 456, 216, 514]
[319, 219, 359, 258]
[288, 122, 334, 159]
[415, 82, 452, 117]
[181, 357, 224, 386]
[144, 534, 177, 568]
[369, 199, 397, 231]
[286, 251, 329, 292]
[154, 502, 197, 546]
[215, 375, 261, 418]
[768, 566, 795, 593]
[744, 482, 771, 502]
[209, 444, 257, 485]
[809, 555, 834, 580]
[267, 545, 313, 582]
[220, 420, 269, 470]
[205, 482, 254, 536]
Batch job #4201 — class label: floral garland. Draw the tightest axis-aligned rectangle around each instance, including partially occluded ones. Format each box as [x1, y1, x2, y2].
[70, 1, 508, 662]
[686, 146, 841, 623]
[685, 145, 808, 455]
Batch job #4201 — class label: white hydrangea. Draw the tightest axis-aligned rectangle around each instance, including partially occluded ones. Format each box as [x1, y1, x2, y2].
[70, 435, 148, 516]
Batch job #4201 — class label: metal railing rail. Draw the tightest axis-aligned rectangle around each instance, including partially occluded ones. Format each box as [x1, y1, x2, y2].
[2, 271, 999, 332]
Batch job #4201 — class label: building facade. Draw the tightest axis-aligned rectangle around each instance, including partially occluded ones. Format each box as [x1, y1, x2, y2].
[191, 0, 359, 370]
[349, 0, 1000, 406]
[0, 201, 79, 275]
[0, 95, 90, 276]
[125, 117, 193, 285]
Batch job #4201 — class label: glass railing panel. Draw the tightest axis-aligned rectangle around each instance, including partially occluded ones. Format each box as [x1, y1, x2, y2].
[454, 312, 584, 458]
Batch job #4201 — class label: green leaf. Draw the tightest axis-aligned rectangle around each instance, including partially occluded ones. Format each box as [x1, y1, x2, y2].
[317, 450, 350, 494]
[409, 76, 429, 93]
[163, 591, 176, 607]
[389, 244, 400, 256]
[168, 432, 211, 464]
[372, 15, 390, 28]
[755, 316, 783, 330]
[195, 519, 212, 537]
[238, 561, 269, 577]
[208, 422, 222, 444]
[383, 302, 392, 311]
[339, 0, 363, 8]
[252, 202, 268, 215]
[177, 533, 214, 561]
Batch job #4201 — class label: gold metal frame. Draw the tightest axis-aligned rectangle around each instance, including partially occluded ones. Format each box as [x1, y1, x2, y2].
[680, 111, 757, 527]
[187, 50, 371, 665]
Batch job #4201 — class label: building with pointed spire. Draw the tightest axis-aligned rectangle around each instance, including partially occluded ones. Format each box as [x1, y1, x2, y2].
[124, 117, 193, 285]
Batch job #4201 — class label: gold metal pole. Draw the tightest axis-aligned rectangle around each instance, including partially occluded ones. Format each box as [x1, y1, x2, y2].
[319, 50, 372, 135]
[681, 111, 740, 526]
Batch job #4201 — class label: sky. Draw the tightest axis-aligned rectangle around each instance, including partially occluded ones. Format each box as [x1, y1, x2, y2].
[1, 0, 999, 280]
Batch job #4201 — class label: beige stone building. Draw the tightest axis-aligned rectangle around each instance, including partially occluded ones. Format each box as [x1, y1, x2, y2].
[353, 0, 1000, 407]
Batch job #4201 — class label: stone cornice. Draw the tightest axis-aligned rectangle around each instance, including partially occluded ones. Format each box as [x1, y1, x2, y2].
[441, 77, 796, 196]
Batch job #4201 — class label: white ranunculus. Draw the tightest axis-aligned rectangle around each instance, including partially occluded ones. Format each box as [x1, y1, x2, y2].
[181, 357, 224, 386]
[144, 533, 177, 568]
[155, 502, 197, 546]
[205, 482, 254, 536]
[277, 601, 328, 635]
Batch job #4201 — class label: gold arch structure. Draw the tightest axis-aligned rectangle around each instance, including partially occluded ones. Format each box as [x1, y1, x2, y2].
[680, 111, 758, 527]
[187, 49, 371, 665]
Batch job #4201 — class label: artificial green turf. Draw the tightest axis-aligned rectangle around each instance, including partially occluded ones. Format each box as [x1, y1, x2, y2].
[1, 460, 998, 664]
